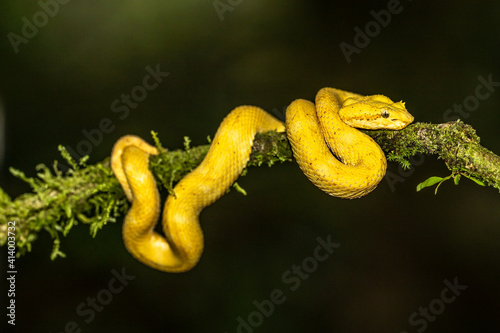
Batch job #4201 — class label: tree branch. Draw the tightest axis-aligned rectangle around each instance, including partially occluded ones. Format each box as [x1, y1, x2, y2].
[369, 120, 500, 191]
[0, 120, 497, 259]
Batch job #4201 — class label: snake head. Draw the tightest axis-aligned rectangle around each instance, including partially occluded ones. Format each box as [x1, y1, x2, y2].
[339, 95, 414, 130]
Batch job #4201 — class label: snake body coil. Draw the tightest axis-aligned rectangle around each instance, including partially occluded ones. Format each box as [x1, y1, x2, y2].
[111, 88, 413, 272]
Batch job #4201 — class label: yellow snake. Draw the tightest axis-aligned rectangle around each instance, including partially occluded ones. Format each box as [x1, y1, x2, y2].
[111, 88, 413, 272]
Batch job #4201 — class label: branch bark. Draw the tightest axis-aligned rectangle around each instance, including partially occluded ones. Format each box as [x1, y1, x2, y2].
[0, 120, 498, 259]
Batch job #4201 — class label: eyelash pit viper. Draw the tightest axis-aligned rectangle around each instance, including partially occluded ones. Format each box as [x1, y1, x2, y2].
[111, 87, 414, 272]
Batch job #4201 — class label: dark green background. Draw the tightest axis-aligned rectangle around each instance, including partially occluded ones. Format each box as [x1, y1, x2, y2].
[1, 1, 499, 332]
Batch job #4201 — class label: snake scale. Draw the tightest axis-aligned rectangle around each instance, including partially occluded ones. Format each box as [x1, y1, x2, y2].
[111, 88, 414, 272]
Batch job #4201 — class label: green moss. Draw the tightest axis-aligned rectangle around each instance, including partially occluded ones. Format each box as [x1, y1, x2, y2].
[149, 131, 210, 196]
[0, 147, 127, 259]
[248, 131, 293, 167]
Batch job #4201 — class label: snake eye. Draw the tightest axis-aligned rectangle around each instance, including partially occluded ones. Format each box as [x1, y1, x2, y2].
[381, 109, 390, 118]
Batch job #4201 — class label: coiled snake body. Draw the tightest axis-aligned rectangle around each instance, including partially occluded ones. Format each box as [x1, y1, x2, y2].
[111, 88, 413, 272]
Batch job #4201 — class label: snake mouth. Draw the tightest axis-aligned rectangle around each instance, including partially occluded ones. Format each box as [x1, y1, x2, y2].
[390, 119, 412, 129]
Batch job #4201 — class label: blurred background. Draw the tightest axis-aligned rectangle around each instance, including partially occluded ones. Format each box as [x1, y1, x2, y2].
[1, 0, 499, 332]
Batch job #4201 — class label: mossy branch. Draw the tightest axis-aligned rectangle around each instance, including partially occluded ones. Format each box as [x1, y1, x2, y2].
[368, 120, 500, 191]
[0, 120, 498, 259]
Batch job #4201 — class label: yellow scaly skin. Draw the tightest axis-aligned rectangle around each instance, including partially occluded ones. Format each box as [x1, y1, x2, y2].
[286, 88, 413, 198]
[111, 88, 414, 272]
[111, 106, 286, 272]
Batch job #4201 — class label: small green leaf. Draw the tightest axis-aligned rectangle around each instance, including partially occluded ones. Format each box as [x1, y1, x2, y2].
[63, 217, 75, 236]
[183, 136, 191, 150]
[50, 239, 66, 260]
[78, 155, 89, 167]
[151, 130, 165, 151]
[416, 176, 445, 192]
[464, 175, 486, 186]
[453, 174, 461, 185]
[232, 182, 247, 196]
[58, 145, 79, 170]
